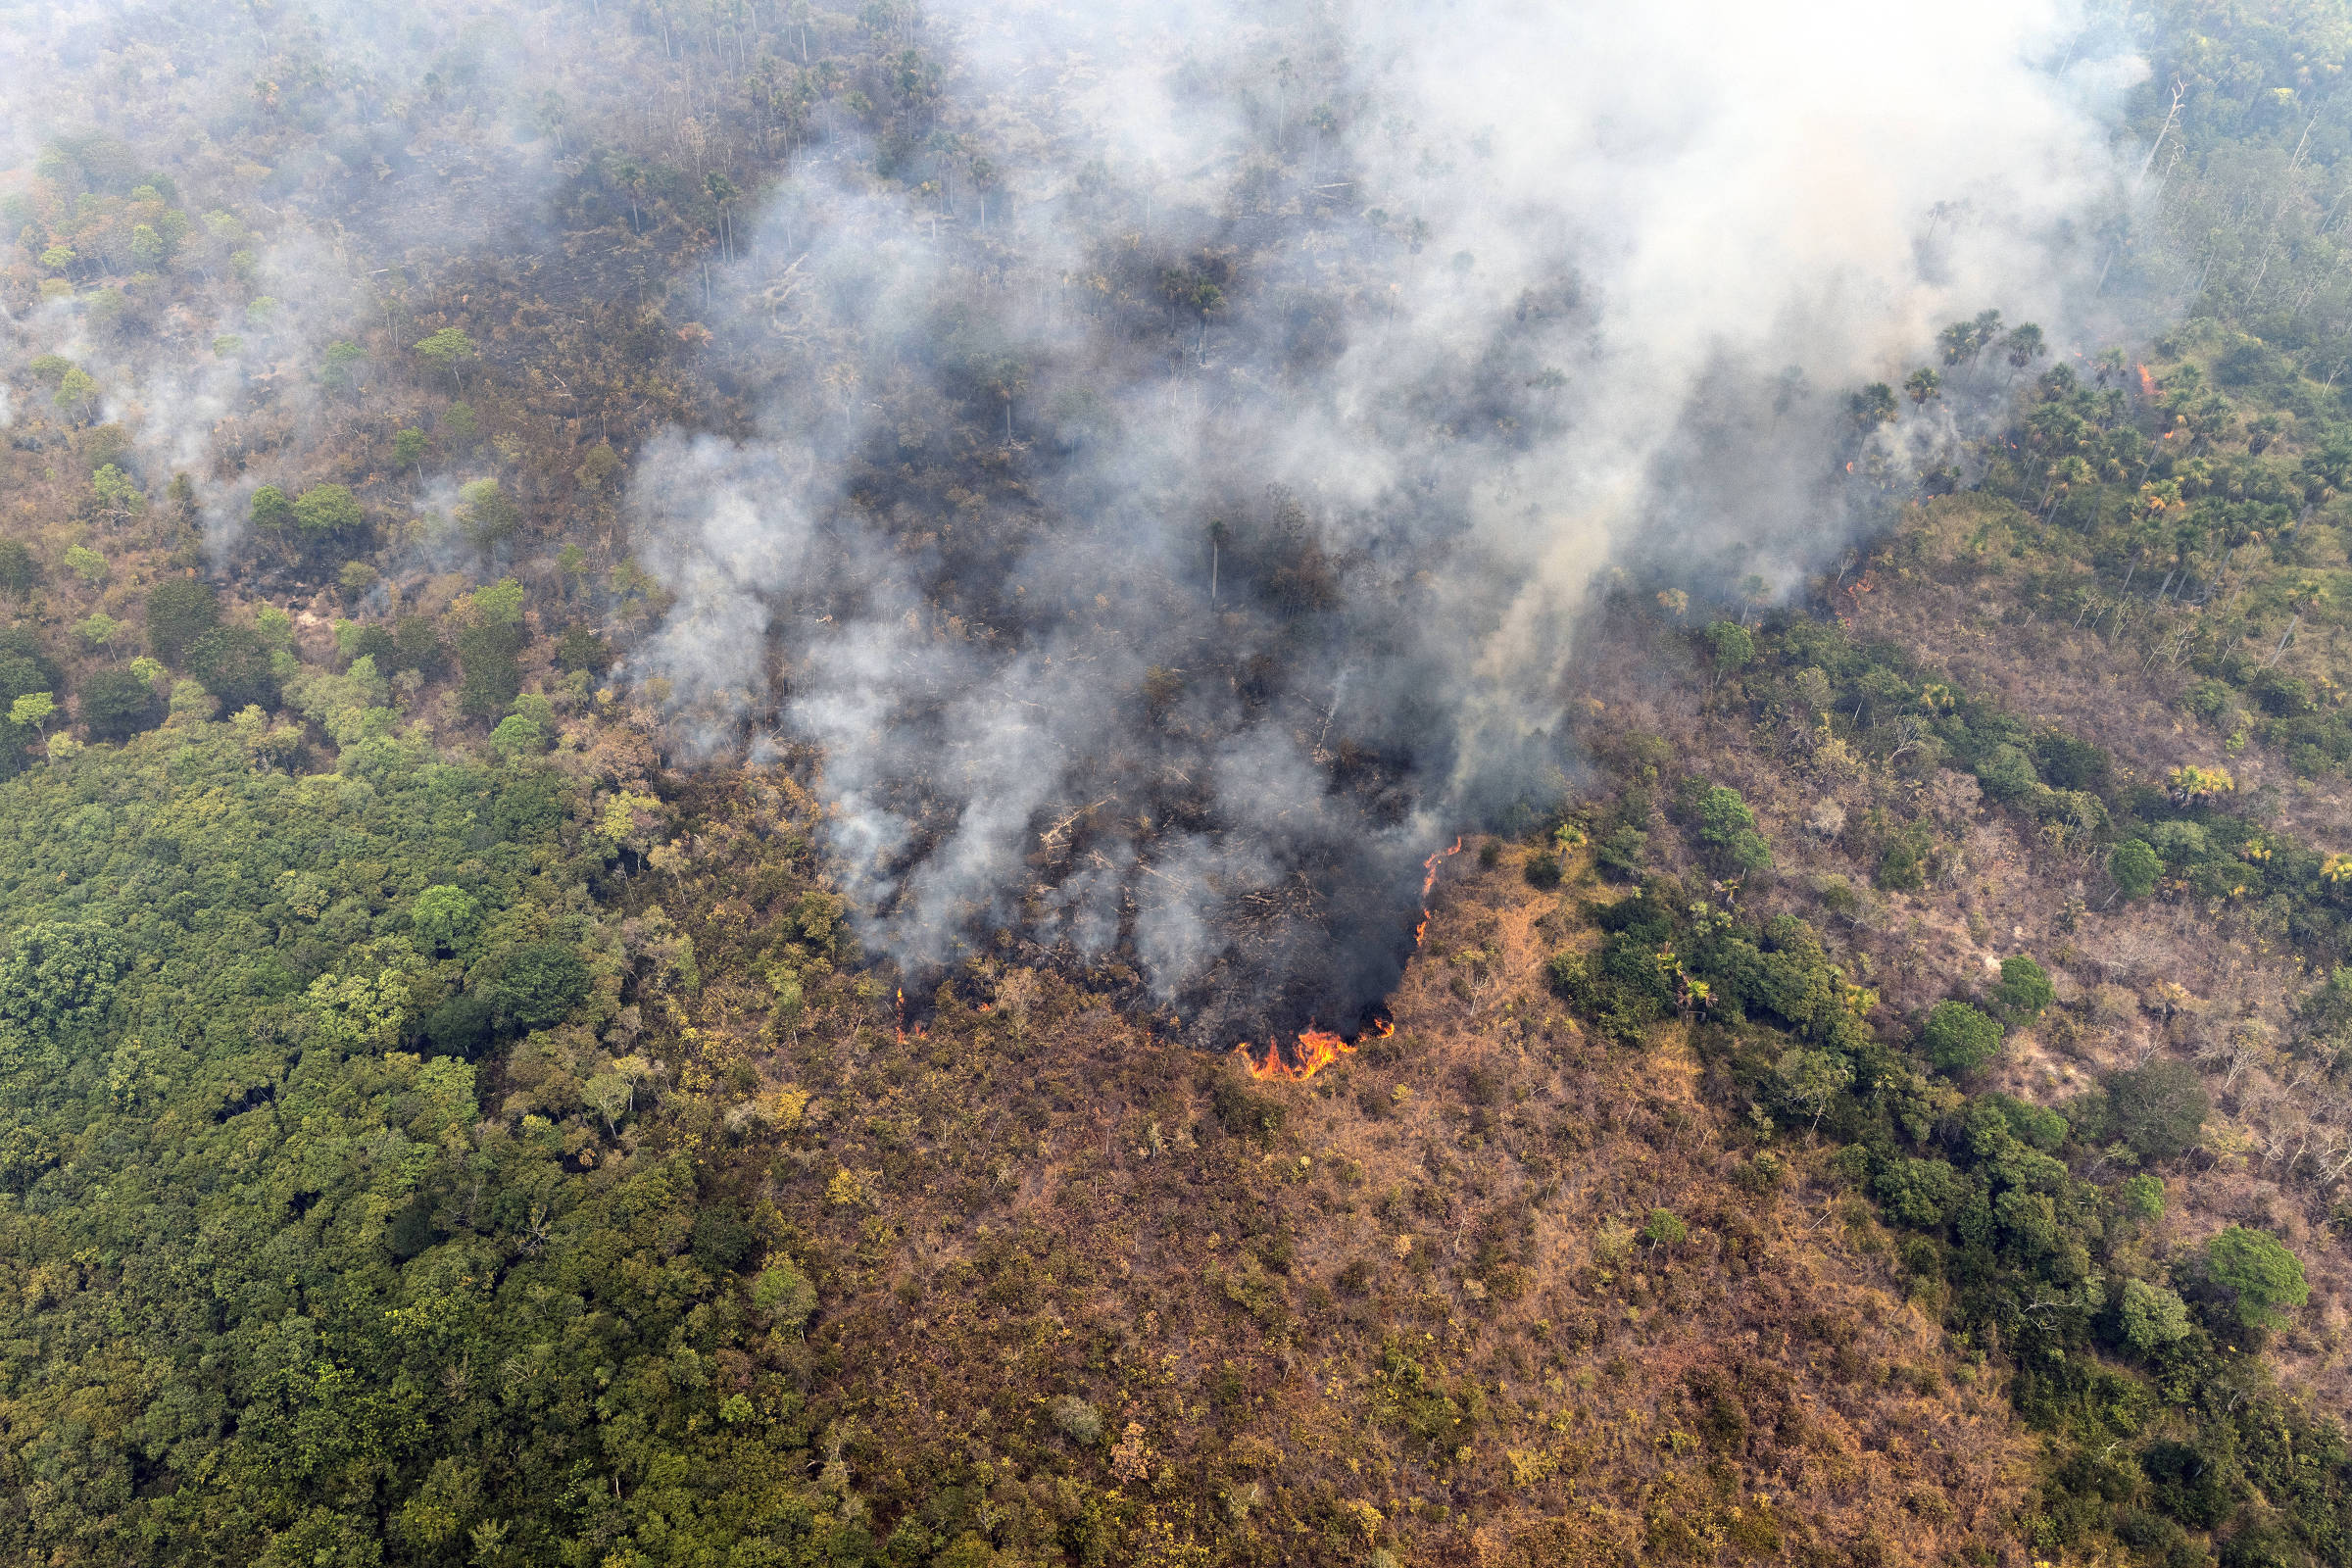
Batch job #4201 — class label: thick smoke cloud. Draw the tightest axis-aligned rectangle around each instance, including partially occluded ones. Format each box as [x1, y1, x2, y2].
[0, 0, 2144, 1048]
[635, 0, 2140, 1047]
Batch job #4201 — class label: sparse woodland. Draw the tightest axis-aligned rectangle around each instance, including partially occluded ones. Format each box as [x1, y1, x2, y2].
[8, 2, 2352, 1566]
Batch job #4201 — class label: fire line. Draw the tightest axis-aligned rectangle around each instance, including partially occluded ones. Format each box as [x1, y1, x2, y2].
[1233, 836, 1462, 1082]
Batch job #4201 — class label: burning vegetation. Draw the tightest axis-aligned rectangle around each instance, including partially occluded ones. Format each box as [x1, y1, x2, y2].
[1233, 837, 1465, 1081]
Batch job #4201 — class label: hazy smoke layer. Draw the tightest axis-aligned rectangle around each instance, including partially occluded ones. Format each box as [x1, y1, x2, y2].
[632, 0, 2138, 1044]
[0, 0, 608, 556]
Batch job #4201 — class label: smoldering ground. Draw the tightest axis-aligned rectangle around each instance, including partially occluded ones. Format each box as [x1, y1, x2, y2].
[630, 0, 2145, 1050]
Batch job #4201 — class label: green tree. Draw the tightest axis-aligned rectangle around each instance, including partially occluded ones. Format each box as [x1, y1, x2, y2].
[248, 484, 293, 535]
[1847, 382, 1898, 429]
[553, 620, 612, 676]
[393, 427, 427, 469]
[78, 665, 163, 742]
[1874, 1157, 1964, 1228]
[1697, 785, 1771, 873]
[456, 479, 519, 560]
[1995, 955, 2055, 1018]
[185, 625, 278, 712]
[0, 920, 127, 1033]
[1903, 367, 1941, 405]
[2001, 322, 2047, 373]
[11, 691, 57, 737]
[411, 885, 482, 956]
[88, 465, 144, 524]
[293, 483, 363, 538]
[470, 577, 527, 625]
[574, 440, 622, 494]
[753, 1260, 817, 1330]
[1594, 825, 1647, 881]
[1775, 1043, 1852, 1131]
[1921, 1000, 2002, 1075]
[0, 540, 36, 598]
[2206, 1226, 2308, 1330]
[2109, 838, 2160, 900]
[472, 941, 590, 1033]
[319, 339, 367, 397]
[62, 545, 107, 585]
[489, 712, 546, 758]
[394, 615, 450, 679]
[2120, 1277, 2194, 1352]
[54, 366, 99, 419]
[145, 578, 220, 664]
[1703, 620, 1753, 684]
[414, 326, 479, 389]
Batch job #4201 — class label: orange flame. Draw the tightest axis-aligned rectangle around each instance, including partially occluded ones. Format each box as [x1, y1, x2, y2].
[1234, 1017, 1395, 1082]
[1230, 839, 1458, 1082]
[2136, 362, 2155, 398]
[1412, 836, 1463, 947]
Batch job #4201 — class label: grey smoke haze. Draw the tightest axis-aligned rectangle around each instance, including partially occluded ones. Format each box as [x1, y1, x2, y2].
[0, 0, 2151, 1045]
[632, 0, 2144, 1041]
[0, 0, 623, 558]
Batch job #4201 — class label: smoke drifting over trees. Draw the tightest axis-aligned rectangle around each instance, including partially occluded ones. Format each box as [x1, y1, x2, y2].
[0, 0, 2147, 1042]
[631, 0, 2140, 1042]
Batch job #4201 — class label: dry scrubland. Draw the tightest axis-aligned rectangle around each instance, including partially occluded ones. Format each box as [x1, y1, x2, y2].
[633, 774, 2039, 1568]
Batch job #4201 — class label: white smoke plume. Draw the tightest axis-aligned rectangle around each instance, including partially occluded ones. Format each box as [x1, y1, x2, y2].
[630, 0, 2144, 1043]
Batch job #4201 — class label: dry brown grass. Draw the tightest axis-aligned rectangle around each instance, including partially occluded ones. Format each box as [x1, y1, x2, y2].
[653, 772, 2041, 1566]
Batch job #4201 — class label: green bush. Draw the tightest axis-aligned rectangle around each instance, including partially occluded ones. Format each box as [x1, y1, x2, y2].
[1920, 1000, 2002, 1075]
[471, 941, 590, 1033]
[1594, 825, 1646, 880]
[77, 665, 163, 742]
[753, 1260, 817, 1330]
[185, 624, 277, 712]
[2207, 1226, 2308, 1330]
[2109, 839, 2160, 900]
[1697, 785, 1771, 872]
[146, 577, 220, 664]
[1995, 955, 2055, 1017]
[1209, 1074, 1284, 1141]
[1976, 743, 2037, 801]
